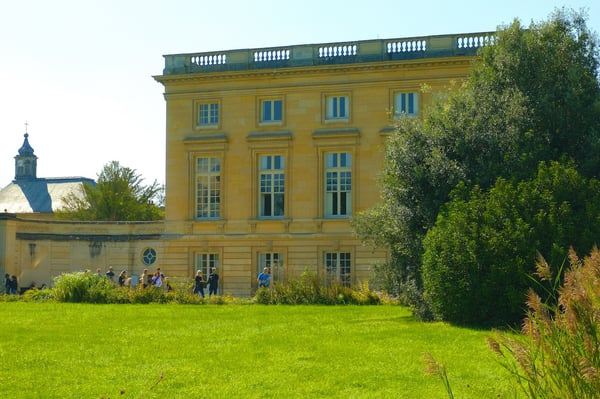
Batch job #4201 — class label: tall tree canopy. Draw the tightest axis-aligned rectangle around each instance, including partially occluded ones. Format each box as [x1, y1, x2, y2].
[58, 161, 164, 221]
[353, 9, 600, 325]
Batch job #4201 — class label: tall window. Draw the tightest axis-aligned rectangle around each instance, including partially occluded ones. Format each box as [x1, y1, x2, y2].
[325, 252, 351, 287]
[259, 252, 283, 284]
[394, 92, 418, 116]
[261, 99, 283, 123]
[196, 157, 220, 219]
[325, 152, 351, 217]
[326, 95, 349, 120]
[198, 103, 219, 126]
[259, 155, 285, 217]
[196, 253, 219, 279]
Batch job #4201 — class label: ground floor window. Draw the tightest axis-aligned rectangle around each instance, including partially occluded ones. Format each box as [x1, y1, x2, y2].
[324, 252, 351, 287]
[259, 252, 283, 284]
[196, 253, 220, 295]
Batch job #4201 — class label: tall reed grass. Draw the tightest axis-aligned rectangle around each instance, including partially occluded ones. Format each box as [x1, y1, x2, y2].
[488, 247, 600, 398]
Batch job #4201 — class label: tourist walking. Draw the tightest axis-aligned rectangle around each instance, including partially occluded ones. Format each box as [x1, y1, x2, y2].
[207, 268, 219, 296]
[257, 267, 270, 288]
[152, 271, 163, 287]
[194, 270, 206, 298]
[105, 266, 115, 282]
[4, 273, 10, 294]
[118, 270, 127, 287]
[9, 275, 18, 295]
[139, 269, 149, 289]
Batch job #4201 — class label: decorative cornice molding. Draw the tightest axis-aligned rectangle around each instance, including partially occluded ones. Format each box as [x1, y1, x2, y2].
[155, 57, 475, 87]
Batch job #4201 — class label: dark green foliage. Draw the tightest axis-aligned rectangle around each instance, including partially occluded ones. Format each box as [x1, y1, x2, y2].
[399, 279, 434, 322]
[57, 160, 164, 221]
[353, 9, 600, 326]
[422, 162, 600, 326]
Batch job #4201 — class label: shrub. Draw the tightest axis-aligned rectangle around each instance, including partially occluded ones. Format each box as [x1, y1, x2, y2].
[53, 271, 115, 303]
[422, 162, 600, 327]
[254, 270, 382, 305]
[127, 286, 160, 304]
[488, 247, 600, 398]
[399, 279, 434, 321]
[21, 288, 55, 302]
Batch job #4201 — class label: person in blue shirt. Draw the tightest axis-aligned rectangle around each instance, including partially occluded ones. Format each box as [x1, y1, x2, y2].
[257, 267, 270, 288]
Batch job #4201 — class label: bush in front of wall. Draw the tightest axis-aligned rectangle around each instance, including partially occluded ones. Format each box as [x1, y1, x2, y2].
[255, 270, 382, 305]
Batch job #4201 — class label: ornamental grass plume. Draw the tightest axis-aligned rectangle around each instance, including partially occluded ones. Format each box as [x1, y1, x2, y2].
[488, 247, 600, 399]
[423, 352, 454, 399]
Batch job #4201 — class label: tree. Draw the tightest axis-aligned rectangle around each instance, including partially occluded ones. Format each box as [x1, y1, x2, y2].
[58, 161, 164, 221]
[422, 162, 600, 326]
[353, 9, 600, 325]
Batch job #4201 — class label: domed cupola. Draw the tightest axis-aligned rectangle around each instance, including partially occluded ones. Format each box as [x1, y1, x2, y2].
[14, 132, 38, 181]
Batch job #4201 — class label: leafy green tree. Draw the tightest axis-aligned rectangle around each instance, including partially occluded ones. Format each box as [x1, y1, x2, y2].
[422, 162, 600, 326]
[58, 161, 164, 221]
[353, 9, 600, 301]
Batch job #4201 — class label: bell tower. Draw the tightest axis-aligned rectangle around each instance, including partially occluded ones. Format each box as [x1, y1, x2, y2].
[14, 128, 38, 181]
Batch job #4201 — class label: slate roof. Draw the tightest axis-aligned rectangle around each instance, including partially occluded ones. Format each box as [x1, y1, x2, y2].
[0, 177, 95, 213]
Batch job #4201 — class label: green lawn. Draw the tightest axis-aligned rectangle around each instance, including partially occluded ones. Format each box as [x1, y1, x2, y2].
[0, 303, 519, 398]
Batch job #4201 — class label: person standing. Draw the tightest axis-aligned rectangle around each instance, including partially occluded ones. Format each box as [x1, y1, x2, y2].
[207, 268, 219, 296]
[194, 270, 206, 298]
[257, 267, 270, 288]
[139, 269, 149, 289]
[105, 266, 115, 282]
[9, 275, 18, 295]
[152, 271, 163, 288]
[118, 270, 127, 287]
[4, 274, 10, 294]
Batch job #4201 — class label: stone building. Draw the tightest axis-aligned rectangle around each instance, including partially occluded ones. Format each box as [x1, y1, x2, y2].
[0, 32, 492, 295]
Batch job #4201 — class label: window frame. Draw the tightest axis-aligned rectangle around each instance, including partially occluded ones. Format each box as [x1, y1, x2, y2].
[393, 91, 419, 118]
[194, 100, 221, 129]
[195, 155, 221, 220]
[258, 252, 284, 285]
[195, 252, 220, 278]
[258, 97, 284, 125]
[324, 93, 351, 122]
[258, 154, 286, 218]
[322, 251, 353, 287]
[249, 143, 291, 221]
[323, 151, 352, 218]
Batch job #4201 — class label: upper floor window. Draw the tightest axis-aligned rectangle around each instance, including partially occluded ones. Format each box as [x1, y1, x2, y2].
[197, 102, 219, 127]
[394, 92, 418, 117]
[325, 152, 351, 217]
[259, 155, 285, 217]
[261, 99, 283, 123]
[196, 157, 220, 219]
[326, 95, 349, 120]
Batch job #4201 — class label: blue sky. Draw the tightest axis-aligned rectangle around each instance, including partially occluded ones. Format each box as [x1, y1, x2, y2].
[0, 0, 598, 187]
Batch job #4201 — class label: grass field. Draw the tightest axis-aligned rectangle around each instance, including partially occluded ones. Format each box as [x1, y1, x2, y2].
[0, 302, 519, 398]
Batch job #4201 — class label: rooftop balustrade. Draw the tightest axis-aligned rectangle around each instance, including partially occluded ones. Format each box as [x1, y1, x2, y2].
[161, 32, 495, 75]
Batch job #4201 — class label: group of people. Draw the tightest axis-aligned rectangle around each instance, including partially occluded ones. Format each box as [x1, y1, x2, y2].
[4, 265, 270, 297]
[193, 268, 219, 298]
[93, 266, 173, 291]
[138, 268, 173, 291]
